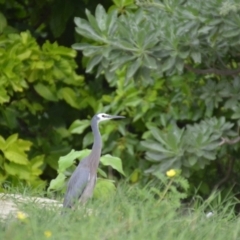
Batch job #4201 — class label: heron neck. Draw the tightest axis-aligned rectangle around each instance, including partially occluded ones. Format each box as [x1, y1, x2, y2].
[90, 120, 102, 160]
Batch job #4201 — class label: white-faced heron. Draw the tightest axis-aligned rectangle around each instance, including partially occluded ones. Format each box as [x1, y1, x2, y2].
[63, 113, 125, 208]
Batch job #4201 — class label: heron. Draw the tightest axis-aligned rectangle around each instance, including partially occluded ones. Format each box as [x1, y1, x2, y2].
[63, 113, 125, 208]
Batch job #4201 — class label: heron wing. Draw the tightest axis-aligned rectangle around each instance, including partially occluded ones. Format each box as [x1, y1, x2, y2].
[63, 167, 90, 208]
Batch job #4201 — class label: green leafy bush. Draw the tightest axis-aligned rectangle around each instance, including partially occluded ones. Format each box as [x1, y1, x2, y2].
[0, 133, 44, 187]
[150, 169, 189, 208]
[72, 1, 240, 83]
[71, 0, 240, 195]
[2, 0, 240, 199]
[0, 29, 91, 186]
[141, 117, 235, 176]
[0, 31, 84, 105]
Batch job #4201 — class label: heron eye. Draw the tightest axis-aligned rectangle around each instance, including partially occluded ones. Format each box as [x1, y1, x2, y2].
[102, 114, 106, 118]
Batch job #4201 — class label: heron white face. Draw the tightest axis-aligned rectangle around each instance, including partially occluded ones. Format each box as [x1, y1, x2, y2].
[95, 113, 125, 123]
[96, 113, 112, 122]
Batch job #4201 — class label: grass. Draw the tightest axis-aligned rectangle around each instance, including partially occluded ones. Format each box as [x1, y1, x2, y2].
[0, 184, 240, 240]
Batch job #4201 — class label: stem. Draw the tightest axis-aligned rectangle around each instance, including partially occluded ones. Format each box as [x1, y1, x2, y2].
[157, 178, 174, 205]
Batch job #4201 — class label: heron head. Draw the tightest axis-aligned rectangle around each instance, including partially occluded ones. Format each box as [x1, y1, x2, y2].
[95, 113, 125, 123]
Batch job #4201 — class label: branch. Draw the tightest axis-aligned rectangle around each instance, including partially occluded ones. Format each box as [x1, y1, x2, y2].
[218, 137, 240, 146]
[213, 157, 234, 190]
[184, 64, 240, 76]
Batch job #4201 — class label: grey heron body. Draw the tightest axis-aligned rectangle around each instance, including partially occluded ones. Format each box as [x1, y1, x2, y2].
[63, 113, 124, 208]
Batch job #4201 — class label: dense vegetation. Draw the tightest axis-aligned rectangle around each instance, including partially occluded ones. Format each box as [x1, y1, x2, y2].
[1, 0, 240, 203]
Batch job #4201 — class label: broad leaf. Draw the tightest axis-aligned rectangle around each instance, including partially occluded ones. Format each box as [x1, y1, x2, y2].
[58, 87, 79, 109]
[126, 59, 141, 80]
[58, 149, 91, 173]
[100, 154, 125, 176]
[86, 55, 103, 73]
[141, 140, 173, 153]
[48, 173, 66, 192]
[93, 178, 116, 199]
[4, 162, 30, 180]
[5, 133, 18, 149]
[95, 4, 107, 31]
[69, 120, 90, 134]
[4, 147, 29, 165]
[34, 83, 58, 101]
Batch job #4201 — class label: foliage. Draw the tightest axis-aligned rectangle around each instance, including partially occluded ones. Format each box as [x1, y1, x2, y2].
[149, 170, 189, 208]
[0, 133, 44, 187]
[71, 0, 240, 195]
[0, 30, 83, 104]
[1, 0, 240, 199]
[141, 117, 235, 176]
[0, 27, 92, 187]
[0, 0, 113, 42]
[48, 149, 125, 199]
[73, 0, 240, 84]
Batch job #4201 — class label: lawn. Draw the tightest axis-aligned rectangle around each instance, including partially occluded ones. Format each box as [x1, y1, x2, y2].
[0, 184, 240, 240]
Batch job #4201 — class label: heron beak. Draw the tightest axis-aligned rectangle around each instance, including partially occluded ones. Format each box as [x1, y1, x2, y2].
[109, 115, 125, 119]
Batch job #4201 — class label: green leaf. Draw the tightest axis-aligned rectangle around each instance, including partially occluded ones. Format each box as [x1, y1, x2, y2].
[4, 162, 30, 180]
[29, 155, 44, 178]
[113, 0, 135, 7]
[162, 57, 176, 72]
[149, 127, 168, 146]
[126, 59, 141, 80]
[204, 142, 219, 151]
[30, 155, 45, 169]
[141, 140, 173, 153]
[0, 88, 10, 103]
[74, 17, 104, 42]
[86, 55, 103, 73]
[97, 168, 107, 178]
[232, 113, 240, 119]
[143, 55, 157, 69]
[0, 136, 5, 150]
[72, 43, 93, 50]
[143, 33, 159, 49]
[48, 173, 66, 192]
[72, 43, 102, 57]
[69, 120, 90, 134]
[85, 9, 101, 35]
[16, 139, 32, 151]
[167, 128, 184, 150]
[146, 151, 172, 161]
[0, 12, 7, 33]
[58, 149, 91, 173]
[58, 87, 79, 109]
[4, 147, 29, 165]
[107, 9, 118, 35]
[100, 154, 125, 176]
[95, 4, 107, 31]
[49, 1, 73, 38]
[83, 132, 94, 148]
[109, 55, 136, 72]
[93, 178, 116, 199]
[191, 51, 201, 63]
[198, 26, 213, 34]
[17, 50, 32, 61]
[34, 83, 58, 101]
[158, 157, 179, 172]
[187, 156, 197, 166]
[5, 133, 18, 149]
[3, 107, 19, 129]
[202, 151, 216, 160]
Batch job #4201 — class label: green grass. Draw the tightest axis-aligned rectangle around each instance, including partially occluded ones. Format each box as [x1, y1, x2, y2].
[1, 184, 240, 240]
